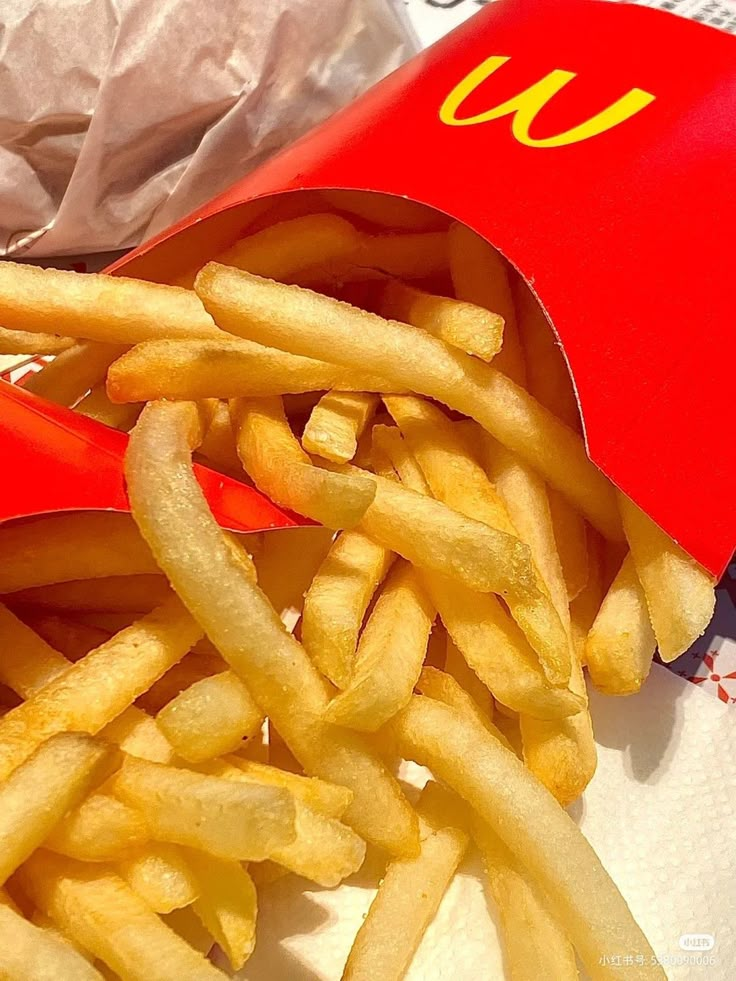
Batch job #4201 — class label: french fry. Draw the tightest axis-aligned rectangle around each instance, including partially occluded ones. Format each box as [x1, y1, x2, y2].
[29, 909, 94, 961]
[45, 793, 149, 862]
[196, 263, 623, 541]
[343, 781, 469, 981]
[0, 595, 202, 781]
[0, 733, 112, 885]
[231, 396, 376, 529]
[320, 190, 445, 231]
[19, 851, 228, 981]
[9, 574, 171, 614]
[186, 850, 257, 970]
[100, 705, 175, 764]
[377, 279, 504, 362]
[16, 614, 111, 663]
[548, 487, 589, 600]
[135, 652, 222, 715]
[126, 400, 420, 857]
[162, 906, 213, 956]
[0, 324, 74, 355]
[23, 342, 127, 407]
[118, 844, 199, 914]
[302, 390, 379, 463]
[570, 528, 606, 663]
[443, 636, 494, 719]
[156, 671, 265, 762]
[0, 262, 221, 342]
[327, 231, 447, 282]
[195, 399, 242, 477]
[586, 554, 656, 695]
[0, 603, 72, 695]
[253, 526, 334, 620]
[325, 561, 434, 731]
[472, 814, 578, 981]
[391, 696, 664, 979]
[75, 383, 142, 431]
[618, 493, 716, 660]
[416, 666, 500, 740]
[0, 902, 103, 981]
[448, 223, 525, 384]
[0, 512, 160, 594]
[370, 423, 429, 491]
[215, 213, 362, 279]
[106, 337, 398, 403]
[302, 529, 394, 689]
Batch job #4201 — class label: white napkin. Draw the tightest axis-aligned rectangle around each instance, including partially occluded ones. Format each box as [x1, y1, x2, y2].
[239, 666, 735, 980]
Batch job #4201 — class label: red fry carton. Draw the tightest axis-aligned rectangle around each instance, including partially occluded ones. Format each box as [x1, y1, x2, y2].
[0, 0, 734, 576]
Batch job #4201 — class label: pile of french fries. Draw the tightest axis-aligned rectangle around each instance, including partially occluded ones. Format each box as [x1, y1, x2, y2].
[0, 193, 717, 981]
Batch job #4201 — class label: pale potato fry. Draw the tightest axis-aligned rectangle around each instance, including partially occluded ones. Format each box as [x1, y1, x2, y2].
[0, 595, 202, 781]
[253, 526, 334, 620]
[343, 781, 469, 981]
[0, 604, 71, 695]
[302, 530, 394, 689]
[377, 279, 504, 362]
[391, 696, 664, 979]
[586, 554, 656, 695]
[19, 851, 227, 981]
[443, 636, 494, 719]
[135, 653, 222, 715]
[320, 190, 445, 231]
[187, 851, 257, 970]
[23, 342, 127, 408]
[157, 671, 264, 762]
[618, 493, 716, 660]
[0, 324, 74, 355]
[29, 909, 95, 961]
[118, 844, 199, 914]
[302, 391, 379, 463]
[45, 793, 149, 862]
[111, 756, 296, 860]
[0, 733, 112, 885]
[0, 262, 220, 342]
[126, 400, 420, 857]
[548, 488, 589, 601]
[0, 513, 160, 594]
[100, 705, 175, 764]
[370, 423, 429, 491]
[325, 561, 434, 732]
[514, 275, 581, 431]
[231, 396, 376, 529]
[9, 574, 171, 614]
[196, 264, 622, 540]
[472, 814, 578, 981]
[75, 383, 142, 431]
[416, 666, 500, 740]
[106, 337, 398, 403]
[0, 902, 103, 981]
[216, 213, 362, 279]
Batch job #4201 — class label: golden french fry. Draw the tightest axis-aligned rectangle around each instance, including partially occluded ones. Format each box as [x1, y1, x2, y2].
[320, 190, 445, 231]
[135, 652, 222, 715]
[0, 604, 72, 696]
[302, 529, 394, 689]
[194, 399, 242, 477]
[514, 275, 581, 431]
[377, 279, 504, 362]
[0, 262, 220, 343]
[23, 341, 126, 408]
[370, 423, 429, 491]
[231, 396, 376, 529]
[618, 493, 716, 660]
[16, 614, 110, 663]
[126, 400, 420, 857]
[196, 263, 623, 541]
[187, 851, 257, 971]
[118, 844, 199, 914]
[253, 526, 334, 620]
[585, 554, 656, 695]
[392, 696, 664, 979]
[302, 390, 379, 463]
[45, 792, 148, 863]
[0, 324, 74, 355]
[548, 488, 589, 600]
[472, 814, 578, 981]
[416, 666, 500, 740]
[325, 561, 434, 731]
[329, 231, 447, 281]
[162, 906, 213, 956]
[0, 595, 202, 781]
[111, 756, 296, 861]
[216, 213, 361, 280]
[156, 671, 264, 762]
[0, 512, 160, 594]
[76, 383, 142, 431]
[9, 574, 171, 614]
[443, 635, 494, 719]
[0, 733, 112, 885]
[570, 528, 606, 663]
[0, 902, 103, 981]
[343, 781, 469, 981]
[19, 851, 227, 981]
[100, 705, 174, 764]
[106, 337, 398, 403]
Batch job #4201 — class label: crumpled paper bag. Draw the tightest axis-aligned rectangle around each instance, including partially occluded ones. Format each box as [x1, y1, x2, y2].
[0, 0, 417, 258]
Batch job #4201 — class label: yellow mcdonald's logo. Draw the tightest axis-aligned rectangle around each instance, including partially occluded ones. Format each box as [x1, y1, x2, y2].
[439, 56, 655, 148]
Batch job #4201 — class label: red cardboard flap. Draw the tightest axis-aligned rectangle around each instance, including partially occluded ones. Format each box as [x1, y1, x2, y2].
[108, 0, 736, 577]
[0, 381, 297, 533]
